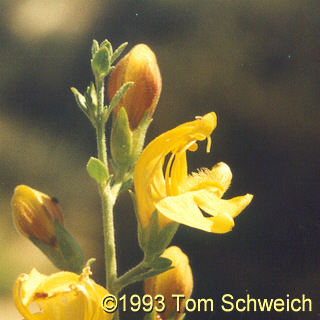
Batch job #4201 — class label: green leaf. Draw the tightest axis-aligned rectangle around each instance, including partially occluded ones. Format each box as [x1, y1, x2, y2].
[131, 112, 152, 161]
[129, 190, 139, 221]
[109, 82, 133, 111]
[157, 222, 179, 253]
[110, 107, 133, 166]
[119, 178, 133, 193]
[91, 46, 110, 78]
[29, 219, 85, 274]
[71, 87, 87, 114]
[85, 82, 97, 108]
[100, 39, 113, 54]
[111, 42, 128, 64]
[86, 157, 109, 183]
[29, 237, 66, 270]
[91, 39, 99, 58]
[129, 266, 173, 284]
[54, 219, 85, 274]
[137, 210, 179, 260]
[143, 210, 161, 256]
[148, 257, 172, 270]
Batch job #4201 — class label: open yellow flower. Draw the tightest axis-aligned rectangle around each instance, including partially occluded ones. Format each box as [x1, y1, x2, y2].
[14, 267, 113, 320]
[134, 112, 253, 233]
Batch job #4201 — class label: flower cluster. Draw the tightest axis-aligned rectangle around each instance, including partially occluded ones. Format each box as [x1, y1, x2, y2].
[11, 38, 253, 320]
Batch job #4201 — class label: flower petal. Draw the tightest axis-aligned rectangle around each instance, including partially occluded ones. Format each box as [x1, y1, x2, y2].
[155, 193, 237, 233]
[194, 190, 253, 218]
[207, 212, 235, 233]
[155, 193, 214, 232]
[20, 268, 48, 306]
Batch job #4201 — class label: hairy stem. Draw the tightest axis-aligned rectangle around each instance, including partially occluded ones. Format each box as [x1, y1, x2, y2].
[95, 77, 118, 297]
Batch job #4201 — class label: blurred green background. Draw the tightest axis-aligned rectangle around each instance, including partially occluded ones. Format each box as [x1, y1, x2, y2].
[1, 0, 319, 319]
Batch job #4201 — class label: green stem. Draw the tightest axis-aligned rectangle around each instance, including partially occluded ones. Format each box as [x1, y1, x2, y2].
[95, 77, 118, 294]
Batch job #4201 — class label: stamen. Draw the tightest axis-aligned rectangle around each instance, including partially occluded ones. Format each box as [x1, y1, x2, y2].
[150, 180, 162, 199]
[206, 136, 212, 153]
[165, 152, 176, 195]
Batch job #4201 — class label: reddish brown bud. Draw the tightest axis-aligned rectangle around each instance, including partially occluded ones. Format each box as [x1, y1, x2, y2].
[108, 44, 162, 130]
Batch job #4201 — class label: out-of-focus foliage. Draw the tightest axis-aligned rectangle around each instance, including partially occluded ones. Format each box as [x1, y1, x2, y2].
[1, 0, 319, 319]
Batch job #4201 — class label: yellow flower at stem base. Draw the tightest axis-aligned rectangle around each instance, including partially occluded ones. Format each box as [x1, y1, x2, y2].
[134, 112, 253, 233]
[14, 267, 113, 320]
[145, 246, 193, 320]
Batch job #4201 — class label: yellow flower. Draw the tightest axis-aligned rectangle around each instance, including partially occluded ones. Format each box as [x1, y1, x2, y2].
[107, 44, 162, 130]
[145, 246, 193, 320]
[134, 112, 253, 233]
[11, 185, 64, 247]
[14, 267, 113, 320]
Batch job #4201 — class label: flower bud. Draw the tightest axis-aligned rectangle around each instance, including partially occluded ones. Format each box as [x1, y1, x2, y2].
[11, 185, 63, 247]
[107, 44, 162, 130]
[145, 246, 193, 320]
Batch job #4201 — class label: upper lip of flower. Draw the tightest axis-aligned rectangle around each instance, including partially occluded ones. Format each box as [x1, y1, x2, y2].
[134, 112, 253, 233]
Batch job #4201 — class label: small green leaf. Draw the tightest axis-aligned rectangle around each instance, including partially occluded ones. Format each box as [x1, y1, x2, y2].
[55, 219, 85, 274]
[110, 107, 133, 166]
[71, 87, 87, 113]
[157, 222, 179, 252]
[119, 178, 133, 193]
[144, 210, 161, 255]
[130, 266, 173, 284]
[86, 82, 97, 107]
[84, 83, 98, 116]
[109, 82, 133, 110]
[148, 257, 172, 270]
[29, 219, 85, 274]
[29, 237, 65, 270]
[100, 39, 113, 54]
[111, 42, 128, 64]
[129, 190, 139, 222]
[91, 46, 110, 78]
[91, 39, 99, 58]
[86, 157, 109, 183]
[137, 210, 179, 260]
